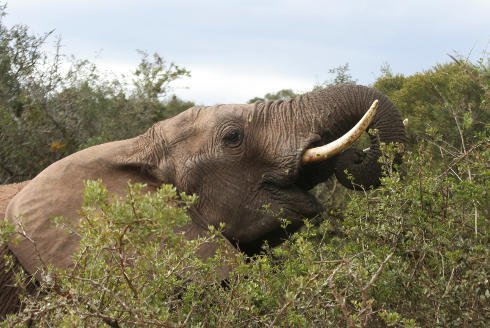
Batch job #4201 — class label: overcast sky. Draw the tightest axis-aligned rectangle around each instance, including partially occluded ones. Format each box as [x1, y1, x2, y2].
[4, 0, 490, 104]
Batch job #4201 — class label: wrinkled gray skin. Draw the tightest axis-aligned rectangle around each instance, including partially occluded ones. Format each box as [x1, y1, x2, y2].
[124, 84, 405, 253]
[163, 84, 406, 252]
[1, 84, 405, 317]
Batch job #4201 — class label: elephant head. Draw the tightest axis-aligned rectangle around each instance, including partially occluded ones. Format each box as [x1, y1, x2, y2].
[4, 84, 405, 280]
[122, 84, 406, 253]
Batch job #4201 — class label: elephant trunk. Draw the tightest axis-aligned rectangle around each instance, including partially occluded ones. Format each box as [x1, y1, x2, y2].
[302, 99, 379, 163]
[299, 84, 406, 189]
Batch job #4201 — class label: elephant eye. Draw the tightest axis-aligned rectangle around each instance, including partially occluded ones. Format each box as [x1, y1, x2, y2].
[222, 127, 243, 148]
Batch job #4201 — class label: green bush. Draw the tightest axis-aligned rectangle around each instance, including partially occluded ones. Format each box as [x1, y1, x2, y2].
[0, 6, 192, 184]
[374, 59, 489, 151]
[2, 128, 488, 327]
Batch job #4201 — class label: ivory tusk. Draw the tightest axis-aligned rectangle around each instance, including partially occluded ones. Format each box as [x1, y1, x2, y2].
[302, 99, 379, 164]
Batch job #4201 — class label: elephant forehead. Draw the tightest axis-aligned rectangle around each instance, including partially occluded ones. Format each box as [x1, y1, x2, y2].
[197, 104, 254, 122]
[160, 104, 255, 144]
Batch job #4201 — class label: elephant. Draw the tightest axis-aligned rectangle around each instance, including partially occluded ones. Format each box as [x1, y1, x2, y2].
[0, 84, 405, 317]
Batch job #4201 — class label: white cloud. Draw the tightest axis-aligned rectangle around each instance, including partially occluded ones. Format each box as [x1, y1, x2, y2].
[3, 0, 489, 104]
[172, 67, 314, 105]
[87, 57, 314, 105]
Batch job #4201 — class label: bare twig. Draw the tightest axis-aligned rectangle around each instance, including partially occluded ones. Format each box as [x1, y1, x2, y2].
[359, 253, 394, 327]
[443, 267, 456, 298]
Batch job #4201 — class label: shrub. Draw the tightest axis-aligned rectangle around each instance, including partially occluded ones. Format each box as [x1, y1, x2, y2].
[0, 5, 192, 184]
[2, 126, 488, 327]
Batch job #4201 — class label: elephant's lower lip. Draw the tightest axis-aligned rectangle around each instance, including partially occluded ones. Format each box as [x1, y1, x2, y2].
[261, 135, 328, 215]
[264, 180, 324, 218]
[286, 189, 324, 224]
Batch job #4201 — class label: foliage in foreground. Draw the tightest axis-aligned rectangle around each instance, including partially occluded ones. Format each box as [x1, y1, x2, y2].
[2, 129, 488, 327]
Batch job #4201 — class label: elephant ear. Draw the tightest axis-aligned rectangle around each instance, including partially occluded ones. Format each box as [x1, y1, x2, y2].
[122, 123, 176, 186]
[126, 124, 237, 280]
[126, 124, 238, 280]
[5, 138, 165, 279]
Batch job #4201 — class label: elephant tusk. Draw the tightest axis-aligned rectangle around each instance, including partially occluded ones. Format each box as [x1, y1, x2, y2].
[302, 99, 379, 164]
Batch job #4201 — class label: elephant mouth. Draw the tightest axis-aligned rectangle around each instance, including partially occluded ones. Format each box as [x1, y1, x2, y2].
[262, 145, 328, 222]
[282, 184, 324, 221]
[240, 179, 323, 255]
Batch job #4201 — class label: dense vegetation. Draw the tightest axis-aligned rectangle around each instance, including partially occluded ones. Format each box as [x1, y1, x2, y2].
[1, 6, 489, 327]
[0, 5, 193, 184]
